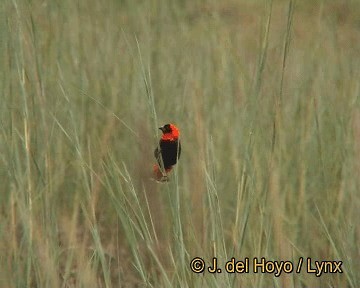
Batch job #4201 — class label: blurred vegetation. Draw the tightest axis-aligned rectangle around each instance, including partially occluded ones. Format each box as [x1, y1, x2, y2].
[1, 0, 360, 287]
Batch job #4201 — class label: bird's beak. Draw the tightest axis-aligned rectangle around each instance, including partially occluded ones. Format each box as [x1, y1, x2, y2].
[159, 127, 164, 132]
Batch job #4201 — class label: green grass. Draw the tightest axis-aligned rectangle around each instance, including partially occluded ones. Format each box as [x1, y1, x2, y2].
[1, 0, 360, 287]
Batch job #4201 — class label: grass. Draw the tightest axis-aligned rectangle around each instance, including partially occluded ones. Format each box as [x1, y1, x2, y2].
[1, 0, 360, 287]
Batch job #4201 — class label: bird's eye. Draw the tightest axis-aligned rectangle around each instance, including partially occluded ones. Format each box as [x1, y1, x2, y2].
[164, 124, 171, 132]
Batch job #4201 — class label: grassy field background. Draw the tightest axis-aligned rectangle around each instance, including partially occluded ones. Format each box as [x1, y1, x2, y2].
[1, 0, 360, 287]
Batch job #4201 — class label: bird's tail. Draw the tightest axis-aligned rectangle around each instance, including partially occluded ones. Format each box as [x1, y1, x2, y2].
[152, 164, 172, 182]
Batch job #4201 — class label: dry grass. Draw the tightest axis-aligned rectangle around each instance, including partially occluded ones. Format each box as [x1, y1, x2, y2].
[1, 0, 359, 287]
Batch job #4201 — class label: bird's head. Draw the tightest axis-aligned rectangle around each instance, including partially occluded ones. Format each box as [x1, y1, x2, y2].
[159, 123, 180, 140]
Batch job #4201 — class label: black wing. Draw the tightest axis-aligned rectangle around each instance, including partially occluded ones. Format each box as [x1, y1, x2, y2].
[154, 140, 181, 169]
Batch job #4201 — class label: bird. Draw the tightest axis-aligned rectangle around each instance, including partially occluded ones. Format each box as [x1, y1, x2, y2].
[153, 123, 181, 182]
